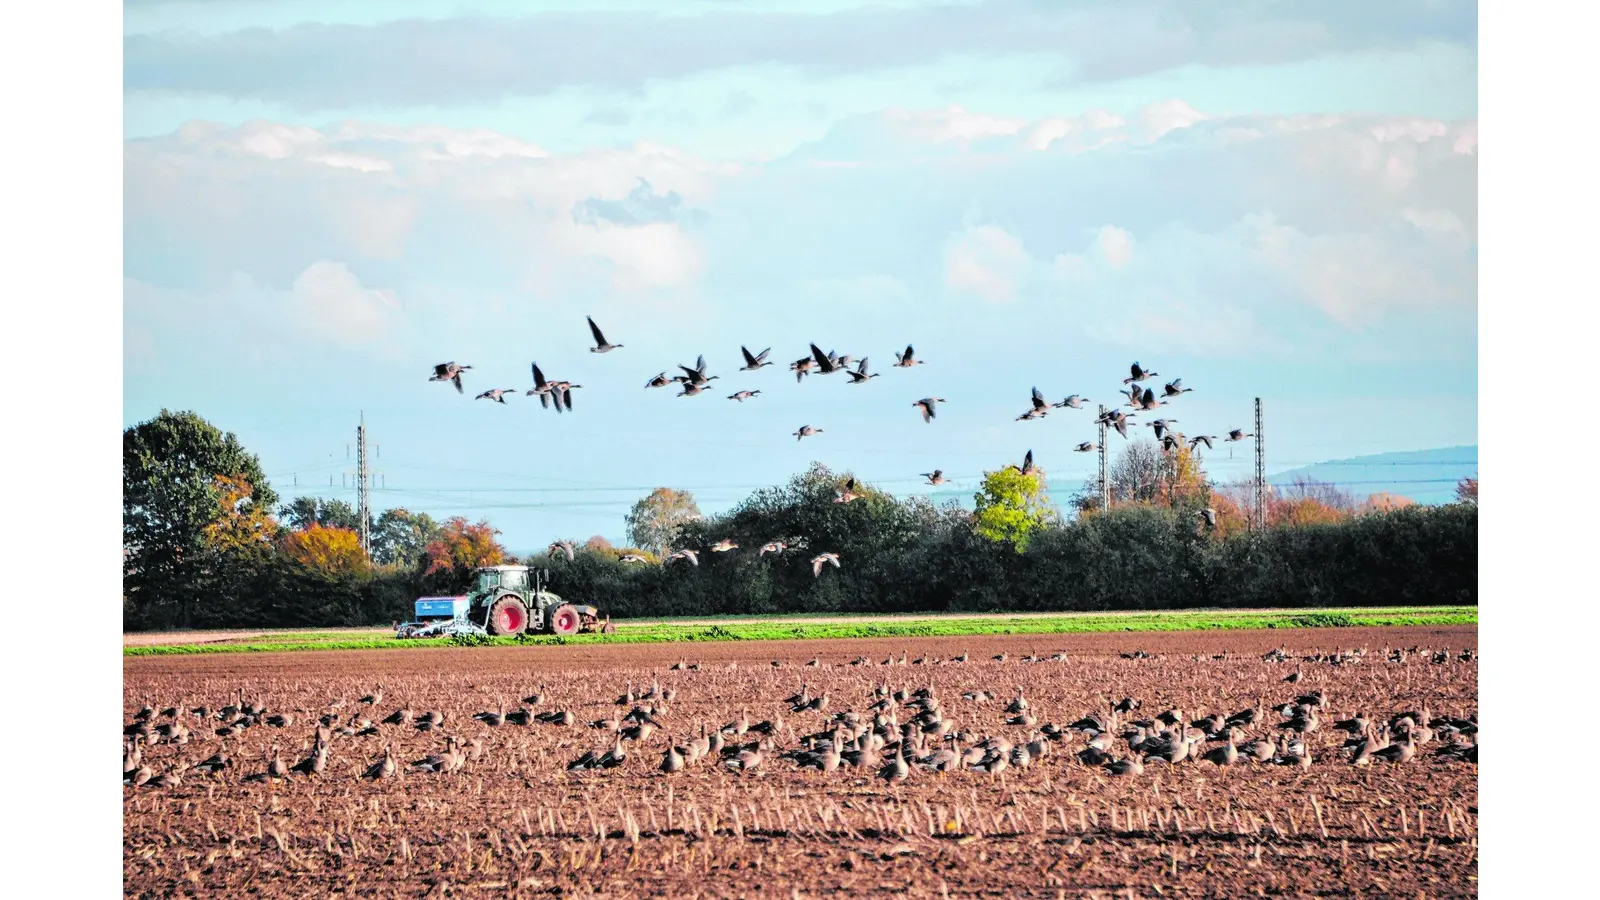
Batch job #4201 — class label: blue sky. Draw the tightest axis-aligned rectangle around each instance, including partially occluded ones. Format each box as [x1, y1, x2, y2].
[122, 0, 1479, 550]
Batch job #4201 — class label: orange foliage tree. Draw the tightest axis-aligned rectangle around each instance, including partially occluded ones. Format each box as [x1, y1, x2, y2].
[1268, 495, 1347, 528]
[1153, 445, 1210, 508]
[280, 522, 368, 575]
[1360, 492, 1417, 514]
[423, 517, 506, 575]
[203, 474, 280, 553]
[1204, 492, 1251, 539]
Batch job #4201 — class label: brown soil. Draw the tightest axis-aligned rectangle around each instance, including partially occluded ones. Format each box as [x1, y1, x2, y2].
[124, 625, 1478, 898]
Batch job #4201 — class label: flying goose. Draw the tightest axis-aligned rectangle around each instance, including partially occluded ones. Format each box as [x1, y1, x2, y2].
[913, 397, 945, 423]
[808, 343, 842, 375]
[893, 345, 925, 367]
[548, 380, 582, 413]
[668, 548, 699, 566]
[619, 553, 649, 564]
[1123, 362, 1159, 384]
[1146, 418, 1180, 439]
[586, 316, 622, 353]
[1008, 449, 1041, 477]
[845, 358, 879, 384]
[1138, 388, 1167, 411]
[548, 540, 576, 562]
[790, 357, 815, 382]
[1188, 435, 1217, 451]
[645, 372, 673, 389]
[793, 424, 823, 440]
[922, 470, 945, 486]
[678, 381, 710, 397]
[728, 389, 761, 402]
[1052, 394, 1089, 409]
[1226, 429, 1253, 442]
[1199, 508, 1218, 529]
[740, 346, 774, 371]
[430, 362, 472, 394]
[835, 478, 862, 503]
[758, 541, 787, 556]
[678, 354, 716, 386]
[710, 538, 739, 553]
[1162, 378, 1192, 397]
[1074, 441, 1098, 453]
[474, 388, 514, 403]
[810, 552, 841, 577]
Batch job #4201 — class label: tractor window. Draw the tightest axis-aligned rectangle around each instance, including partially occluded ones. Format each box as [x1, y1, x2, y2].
[500, 569, 528, 591]
[476, 570, 500, 593]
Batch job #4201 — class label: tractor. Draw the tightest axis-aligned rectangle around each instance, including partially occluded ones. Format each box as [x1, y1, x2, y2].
[394, 565, 614, 639]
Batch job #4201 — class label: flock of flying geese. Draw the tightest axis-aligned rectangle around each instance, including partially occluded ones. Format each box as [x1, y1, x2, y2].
[122, 645, 1476, 790]
[429, 317, 1265, 539]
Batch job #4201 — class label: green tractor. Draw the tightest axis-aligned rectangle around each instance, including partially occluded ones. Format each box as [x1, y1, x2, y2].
[397, 565, 613, 639]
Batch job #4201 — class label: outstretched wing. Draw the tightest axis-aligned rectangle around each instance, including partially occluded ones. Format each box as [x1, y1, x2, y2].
[741, 345, 758, 367]
[810, 343, 832, 370]
[531, 363, 547, 388]
[453, 373, 464, 394]
[904, 344, 914, 361]
[1022, 449, 1033, 470]
[587, 315, 607, 347]
[1130, 362, 1142, 378]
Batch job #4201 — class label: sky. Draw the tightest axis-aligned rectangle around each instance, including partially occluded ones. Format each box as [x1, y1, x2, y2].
[122, 0, 1479, 550]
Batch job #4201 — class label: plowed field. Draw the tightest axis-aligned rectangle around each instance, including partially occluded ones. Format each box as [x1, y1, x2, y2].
[123, 625, 1478, 898]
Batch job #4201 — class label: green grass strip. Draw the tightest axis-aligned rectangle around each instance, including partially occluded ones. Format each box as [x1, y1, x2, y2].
[124, 606, 1476, 657]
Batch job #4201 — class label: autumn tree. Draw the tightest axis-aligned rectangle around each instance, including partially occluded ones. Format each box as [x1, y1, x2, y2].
[280, 523, 368, 575]
[371, 508, 440, 567]
[1455, 475, 1478, 504]
[203, 475, 280, 552]
[973, 467, 1059, 551]
[422, 517, 506, 577]
[1360, 492, 1417, 514]
[625, 488, 702, 555]
[585, 535, 614, 551]
[123, 410, 278, 627]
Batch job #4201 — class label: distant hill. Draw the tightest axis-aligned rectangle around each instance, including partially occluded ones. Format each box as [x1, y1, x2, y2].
[1268, 446, 1477, 506]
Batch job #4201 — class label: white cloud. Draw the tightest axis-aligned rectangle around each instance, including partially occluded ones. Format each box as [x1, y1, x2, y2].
[290, 261, 401, 346]
[944, 224, 1031, 301]
[1135, 99, 1208, 143]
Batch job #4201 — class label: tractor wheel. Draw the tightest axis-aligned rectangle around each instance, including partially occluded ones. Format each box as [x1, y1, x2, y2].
[601, 620, 616, 635]
[548, 604, 581, 637]
[487, 595, 529, 636]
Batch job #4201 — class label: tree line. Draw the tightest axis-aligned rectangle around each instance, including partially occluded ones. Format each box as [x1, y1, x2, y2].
[123, 410, 1477, 631]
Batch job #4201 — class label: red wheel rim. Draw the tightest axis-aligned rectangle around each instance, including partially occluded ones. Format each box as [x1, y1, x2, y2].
[555, 609, 577, 634]
[496, 602, 524, 633]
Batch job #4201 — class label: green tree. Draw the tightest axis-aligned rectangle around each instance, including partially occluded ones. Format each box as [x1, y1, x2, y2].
[280, 496, 362, 532]
[625, 488, 702, 555]
[123, 410, 278, 627]
[371, 508, 440, 567]
[973, 467, 1058, 552]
